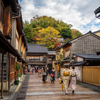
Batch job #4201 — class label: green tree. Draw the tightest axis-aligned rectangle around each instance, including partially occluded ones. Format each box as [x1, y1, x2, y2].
[60, 27, 72, 39]
[23, 27, 33, 42]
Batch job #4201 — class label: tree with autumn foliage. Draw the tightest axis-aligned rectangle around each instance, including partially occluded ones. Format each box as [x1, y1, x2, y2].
[71, 29, 82, 38]
[23, 15, 82, 49]
[36, 27, 60, 50]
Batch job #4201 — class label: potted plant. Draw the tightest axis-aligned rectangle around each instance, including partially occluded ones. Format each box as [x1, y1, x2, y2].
[15, 62, 22, 85]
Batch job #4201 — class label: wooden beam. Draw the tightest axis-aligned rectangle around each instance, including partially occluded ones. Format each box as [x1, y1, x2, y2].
[1, 54, 4, 99]
[0, 47, 6, 54]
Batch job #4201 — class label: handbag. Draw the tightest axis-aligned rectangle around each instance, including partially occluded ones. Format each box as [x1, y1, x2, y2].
[59, 79, 63, 84]
[50, 74, 54, 77]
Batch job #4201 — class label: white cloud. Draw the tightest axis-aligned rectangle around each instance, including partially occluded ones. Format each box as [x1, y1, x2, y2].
[20, 0, 100, 34]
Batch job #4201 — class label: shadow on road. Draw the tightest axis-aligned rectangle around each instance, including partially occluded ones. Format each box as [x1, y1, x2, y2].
[17, 73, 30, 100]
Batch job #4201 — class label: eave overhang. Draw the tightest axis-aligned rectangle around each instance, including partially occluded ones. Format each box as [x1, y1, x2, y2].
[0, 31, 22, 60]
[27, 52, 48, 56]
[94, 7, 100, 19]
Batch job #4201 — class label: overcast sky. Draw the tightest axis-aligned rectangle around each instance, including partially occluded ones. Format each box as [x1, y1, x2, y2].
[19, 0, 100, 34]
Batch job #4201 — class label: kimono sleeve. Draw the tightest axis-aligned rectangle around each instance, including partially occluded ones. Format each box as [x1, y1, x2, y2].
[61, 69, 65, 79]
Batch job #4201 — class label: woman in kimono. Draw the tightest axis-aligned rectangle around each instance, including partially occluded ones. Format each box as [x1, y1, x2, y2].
[61, 65, 71, 95]
[30, 67, 32, 75]
[38, 67, 41, 76]
[70, 66, 78, 94]
[32, 67, 35, 75]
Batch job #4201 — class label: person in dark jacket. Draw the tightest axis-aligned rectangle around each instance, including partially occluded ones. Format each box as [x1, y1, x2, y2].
[41, 67, 47, 83]
[50, 68, 55, 83]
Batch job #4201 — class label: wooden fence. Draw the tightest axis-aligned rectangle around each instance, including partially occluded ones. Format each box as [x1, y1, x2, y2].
[82, 66, 100, 86]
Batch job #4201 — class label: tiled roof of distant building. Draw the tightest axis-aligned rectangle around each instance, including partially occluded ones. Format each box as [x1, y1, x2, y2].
[27, 44, 48, 53]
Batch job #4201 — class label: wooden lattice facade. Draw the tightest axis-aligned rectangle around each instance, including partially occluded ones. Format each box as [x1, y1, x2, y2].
[0, 0, 27, 92]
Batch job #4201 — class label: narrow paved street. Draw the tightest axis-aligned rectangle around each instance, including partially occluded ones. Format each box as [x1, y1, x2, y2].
[17, 73, 100, 100]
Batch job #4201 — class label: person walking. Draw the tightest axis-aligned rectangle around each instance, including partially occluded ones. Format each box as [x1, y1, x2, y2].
[30, 67, 32, 75]
[61, 65, 71, 95]
[38, 67, 41, 76]
[41, 67, 47, 83]
[28, 65, 30, 72]
[70, 66, 78, 94]
[32, 67, 35, 75]
[50, 68, 55, 83]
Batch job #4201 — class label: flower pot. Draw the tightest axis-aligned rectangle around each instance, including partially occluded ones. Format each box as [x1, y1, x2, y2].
[15, 80, 19, 85]
[18, 77, 20, 80]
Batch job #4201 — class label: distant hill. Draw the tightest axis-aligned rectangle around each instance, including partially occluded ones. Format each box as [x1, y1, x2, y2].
[23, 15, 82, 50]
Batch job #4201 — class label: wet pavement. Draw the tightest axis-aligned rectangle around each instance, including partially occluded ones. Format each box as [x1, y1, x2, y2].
[17, 73, 100, 100]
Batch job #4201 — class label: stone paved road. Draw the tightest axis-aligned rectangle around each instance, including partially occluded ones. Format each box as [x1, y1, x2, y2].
[17, 73, 100, 100]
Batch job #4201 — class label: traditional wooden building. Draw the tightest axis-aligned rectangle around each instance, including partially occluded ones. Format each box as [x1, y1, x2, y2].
[26, 44, 48, 67]
[53, 45, 64, 78]
[94, 7, 100, 54]
[0, 0, 27, 94]
[61, 31, 100, 86]
[47, 51, 56, 67]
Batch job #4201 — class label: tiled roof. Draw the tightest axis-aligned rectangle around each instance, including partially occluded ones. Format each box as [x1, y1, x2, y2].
[27, 44, 48, 53]
[73, 53, 100, 59]
[93, 30, 100, 34]
[70, 61, 86, 66]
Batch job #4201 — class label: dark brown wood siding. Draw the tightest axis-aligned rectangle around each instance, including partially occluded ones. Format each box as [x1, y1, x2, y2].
[4, 5, 12, 38]
[10, 56, 15, 85]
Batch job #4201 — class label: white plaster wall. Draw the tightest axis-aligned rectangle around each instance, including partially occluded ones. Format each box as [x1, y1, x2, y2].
[77, 57, 83, 62]
[0, 81, 8, 91]
[75, 66, 82, 82]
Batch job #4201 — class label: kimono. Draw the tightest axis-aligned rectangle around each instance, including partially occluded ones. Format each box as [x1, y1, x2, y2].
[62, 68, 71, 93]
[70, 69, 78, 90]
[30, 68, 32, 75]
[32, 68, 35, 75]
[38, 68, 41, 75]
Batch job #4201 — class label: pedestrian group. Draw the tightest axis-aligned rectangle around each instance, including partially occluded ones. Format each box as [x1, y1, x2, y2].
[26, 64, 78, 95]
[61, 65, 78, 95]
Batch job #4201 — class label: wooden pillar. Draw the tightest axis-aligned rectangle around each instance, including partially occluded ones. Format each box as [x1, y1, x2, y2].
[8, 54, 11, 91]
[1, 54, 4, 99]
[12, 19, 16, 47]
[18, 35, 22, 54]
[99, 66, 100, 86]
